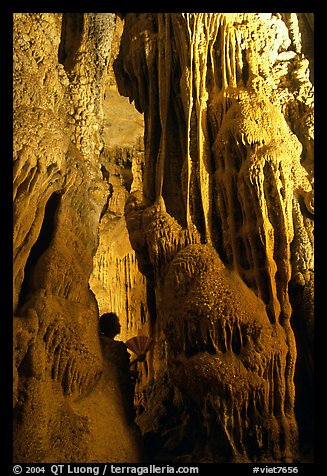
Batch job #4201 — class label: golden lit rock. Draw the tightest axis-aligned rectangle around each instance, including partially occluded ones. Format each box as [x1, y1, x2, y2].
[13, 13, 314, 464]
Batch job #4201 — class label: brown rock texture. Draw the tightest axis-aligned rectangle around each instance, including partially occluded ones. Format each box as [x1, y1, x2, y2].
[13, 13, 314, 463]
[115, 13, 314, 463]
[13, 13, 143, 463]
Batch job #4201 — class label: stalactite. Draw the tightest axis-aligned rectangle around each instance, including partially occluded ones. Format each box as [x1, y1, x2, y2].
[124, 168, 302, 461]
[211, 90, 311, 324]
[90, 234, 151, 340]
[13, 11, 314, 464]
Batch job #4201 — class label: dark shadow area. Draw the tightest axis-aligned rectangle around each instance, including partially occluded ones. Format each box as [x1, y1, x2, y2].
[58, 13, 84, 73]
[18, 192, 61, 309]
[289, 282, 314, 461]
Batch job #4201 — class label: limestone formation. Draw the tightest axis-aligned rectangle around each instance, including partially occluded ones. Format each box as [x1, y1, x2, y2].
[13, 13, 143, 463]
[115, 13, 314, 462]
[13, 13, 314, 464]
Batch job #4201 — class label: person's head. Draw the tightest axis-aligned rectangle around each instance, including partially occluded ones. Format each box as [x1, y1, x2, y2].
[99, 313, 121, 338]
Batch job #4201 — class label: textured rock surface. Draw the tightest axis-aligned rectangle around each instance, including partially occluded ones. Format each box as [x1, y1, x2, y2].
[115, 13, 314, 462]
[89, 16, 148, 342]
[13, 13, 143, 463]
[13, 13, 314, 463]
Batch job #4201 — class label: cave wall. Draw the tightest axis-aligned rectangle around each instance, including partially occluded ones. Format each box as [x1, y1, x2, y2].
[13, 13, 314, 464]
[13, 13, 143, 463]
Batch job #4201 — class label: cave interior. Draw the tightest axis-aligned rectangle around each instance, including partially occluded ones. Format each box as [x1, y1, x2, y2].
[13, 12, 314, 464]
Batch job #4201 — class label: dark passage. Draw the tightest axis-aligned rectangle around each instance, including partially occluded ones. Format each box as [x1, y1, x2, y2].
[58, 13, 85, 73]
[18, 192, 61, 308]
[289, 283, 314, 460]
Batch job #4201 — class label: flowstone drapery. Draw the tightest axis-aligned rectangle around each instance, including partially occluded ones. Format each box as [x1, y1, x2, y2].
[117, 13, 314, 462]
